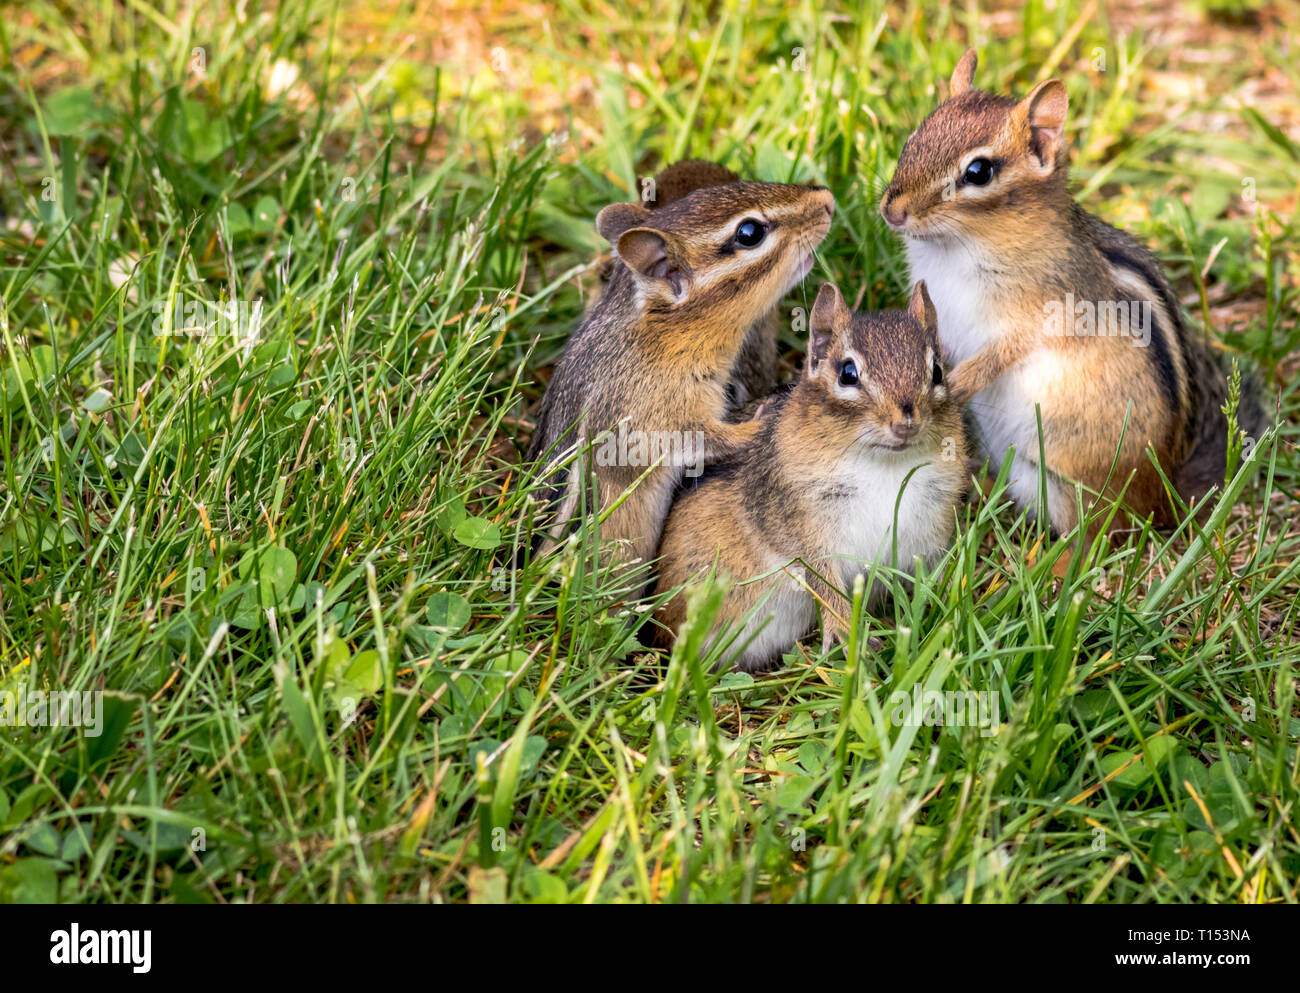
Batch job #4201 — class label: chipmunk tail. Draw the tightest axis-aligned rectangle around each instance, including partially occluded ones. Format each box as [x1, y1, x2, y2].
[1174, 347, 1274, 508]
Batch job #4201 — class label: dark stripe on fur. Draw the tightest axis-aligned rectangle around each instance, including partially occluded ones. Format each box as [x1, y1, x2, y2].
[1096, 243, 1182, 412]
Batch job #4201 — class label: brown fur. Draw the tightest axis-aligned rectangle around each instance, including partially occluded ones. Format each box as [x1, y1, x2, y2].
[645, 159, 741, 208]
[614, 160, 784, 415]
[879, 50, 1267, 534]
[527, 175, 835, 568]
[653, 282, 968, 672]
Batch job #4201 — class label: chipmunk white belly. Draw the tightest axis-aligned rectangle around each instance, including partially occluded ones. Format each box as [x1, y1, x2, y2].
[721, 450, 957, 670]
[905, 237, 1003, 364]
[733, 566, 818, 669]
[907, 235, 1070, 481]
[972, 349, 1070, 465]
[825, 450, 957, 592]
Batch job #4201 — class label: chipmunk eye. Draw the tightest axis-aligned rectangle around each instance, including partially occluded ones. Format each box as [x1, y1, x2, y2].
[733, 218, 766, 248]
[932, 362, 944, 387]
[962, 157, 995, 186]
[838, 359, 859, 387]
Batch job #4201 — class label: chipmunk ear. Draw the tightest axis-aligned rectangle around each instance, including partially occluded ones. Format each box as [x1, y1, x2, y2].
[908, 280, 938, 340]
[808, 282, 849, 374]
[614, 227, 688, 299]
[1017, 79, 1068, 173]
[595, 203, 651, 243]
[949, 49, 977, 97]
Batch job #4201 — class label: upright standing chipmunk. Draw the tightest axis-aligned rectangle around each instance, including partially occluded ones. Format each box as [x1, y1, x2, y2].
[653, 281, 967, 672]
[879, 50, 1265, 533]
[526, 176, 835, 567]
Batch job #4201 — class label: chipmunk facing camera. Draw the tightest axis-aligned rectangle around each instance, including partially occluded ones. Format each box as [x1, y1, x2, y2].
[526, 172, 835, 568]
[880, 50, 1267, 534]
[653, 281, 968, 672]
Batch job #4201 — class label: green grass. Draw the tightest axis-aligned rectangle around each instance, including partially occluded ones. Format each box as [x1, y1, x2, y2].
[0, 0, 1297, 903]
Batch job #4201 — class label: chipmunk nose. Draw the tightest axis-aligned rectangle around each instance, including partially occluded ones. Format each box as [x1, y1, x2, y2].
[880, 193, 908, 228]
[807, 187, 835, 220]
[891, 406, 919, 442]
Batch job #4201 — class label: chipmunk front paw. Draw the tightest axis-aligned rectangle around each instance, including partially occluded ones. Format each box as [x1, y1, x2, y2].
[752, 394, 781, 421]
[820, 621, 846, 654]
[945, 365, 976, 404]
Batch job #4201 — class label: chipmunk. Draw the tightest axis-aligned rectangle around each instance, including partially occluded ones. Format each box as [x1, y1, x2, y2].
[526, 175, 835, 568]
[604, 159, 784, 415]
[879, 50, 1267, 534]
[652, 281, 967, 672]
